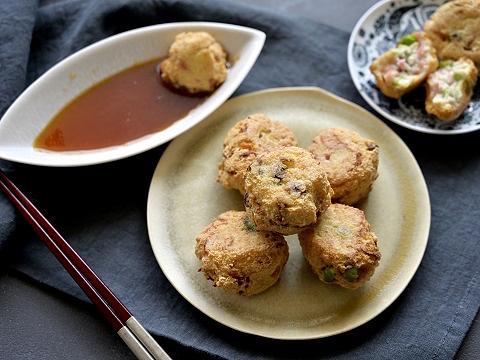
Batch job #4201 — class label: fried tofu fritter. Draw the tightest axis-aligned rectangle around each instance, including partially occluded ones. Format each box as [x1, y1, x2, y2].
[195, 210, 289, 296]
[160, 32, 227, 94]
[424, 0, 480, 67]
[370, 32, 438, 99]
[426, 58, 478, 121]
[218, 113, 297, 194]
[308, 128, 379, 205]
[244, 146, 333, 235]
[299, 204, 380, 290]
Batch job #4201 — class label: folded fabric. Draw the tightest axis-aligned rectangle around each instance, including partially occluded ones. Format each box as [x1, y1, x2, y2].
[1, 0, 479, 359]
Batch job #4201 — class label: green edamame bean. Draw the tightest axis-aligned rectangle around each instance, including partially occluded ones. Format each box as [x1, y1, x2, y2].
[323, 267, 335, 282]
[399, 34, 416, 46]
[345, 267, 359, 282]
[243, 217, 256, 232]
[454, 72, 464, 81]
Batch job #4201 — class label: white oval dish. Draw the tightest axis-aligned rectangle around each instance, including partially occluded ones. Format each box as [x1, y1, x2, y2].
[348, 0, 480, 135]
[0, 22, 265, 166]
[147, 87, 431, 339]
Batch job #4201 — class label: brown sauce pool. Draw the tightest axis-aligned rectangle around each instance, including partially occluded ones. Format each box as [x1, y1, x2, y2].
[34, 58, 207, 151]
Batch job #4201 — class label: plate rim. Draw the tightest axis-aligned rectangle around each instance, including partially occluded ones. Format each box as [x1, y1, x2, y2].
[347, 0, 480, 135]
[146, 86, 431, 340]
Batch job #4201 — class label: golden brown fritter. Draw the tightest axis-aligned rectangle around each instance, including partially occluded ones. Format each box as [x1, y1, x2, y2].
[218, 113, 298, 193]
[308, 128, 379, 205]
[244, 146, 333, 235]
[424, 0, 480, 67]
[160, 32, 227, 94]
[298, 204, 380, 290]
[195, 210, 289, 296]
[370, 32, 438, 99]
[425, 58, 478, 121]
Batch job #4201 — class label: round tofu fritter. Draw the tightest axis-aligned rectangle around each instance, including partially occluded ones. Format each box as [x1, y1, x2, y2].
[218, 113, 298, 193]
[370, 32, 438, 99]
[426, 58, 478, 121]
[308, 128, 379, 205]
[298, 204, 381, 290]
[195, 211, 289, 296]
[160, 32, 227, 94]
[424, 0, 480, 67]
[244, 146, 333, 235]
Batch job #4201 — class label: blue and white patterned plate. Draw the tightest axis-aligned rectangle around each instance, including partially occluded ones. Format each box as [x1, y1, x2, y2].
[348, 0, 480, 135]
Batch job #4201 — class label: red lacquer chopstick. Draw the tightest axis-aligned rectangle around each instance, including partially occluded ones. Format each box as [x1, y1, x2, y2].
[0, 169, 170, 360]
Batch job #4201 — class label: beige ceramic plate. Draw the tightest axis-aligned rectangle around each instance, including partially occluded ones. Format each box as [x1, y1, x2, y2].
[147, 87, 430, 339]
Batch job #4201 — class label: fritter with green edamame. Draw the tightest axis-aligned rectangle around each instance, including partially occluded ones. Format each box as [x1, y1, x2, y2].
[298, 204, 380, 289]
[195, 210, 289, 296]
[425, 58, 478, 121]
[370, 32, 438, 99]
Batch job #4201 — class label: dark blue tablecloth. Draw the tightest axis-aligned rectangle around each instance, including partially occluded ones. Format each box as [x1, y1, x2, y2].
[1, 0, 479, 359]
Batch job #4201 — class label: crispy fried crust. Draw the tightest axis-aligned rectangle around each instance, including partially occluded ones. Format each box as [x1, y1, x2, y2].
[244, 146, 333, 235]
[308, 128, 379, 205]
[370, 49, 408, 99]
[217, 113, 298, 193]
[160, 32, 227, 94]
[424, 0, 480, 67]
[370, 32, 438, 99]
[195, 210, 289, 296]
[298, 204, 381, 290]
[425, 58, 478, 121]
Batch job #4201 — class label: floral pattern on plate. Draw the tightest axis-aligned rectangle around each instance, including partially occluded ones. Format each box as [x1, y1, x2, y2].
[348, 0, 480, 134]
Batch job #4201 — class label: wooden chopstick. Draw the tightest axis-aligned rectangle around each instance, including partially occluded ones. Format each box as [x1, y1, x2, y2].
[0, 170, 171, 360]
